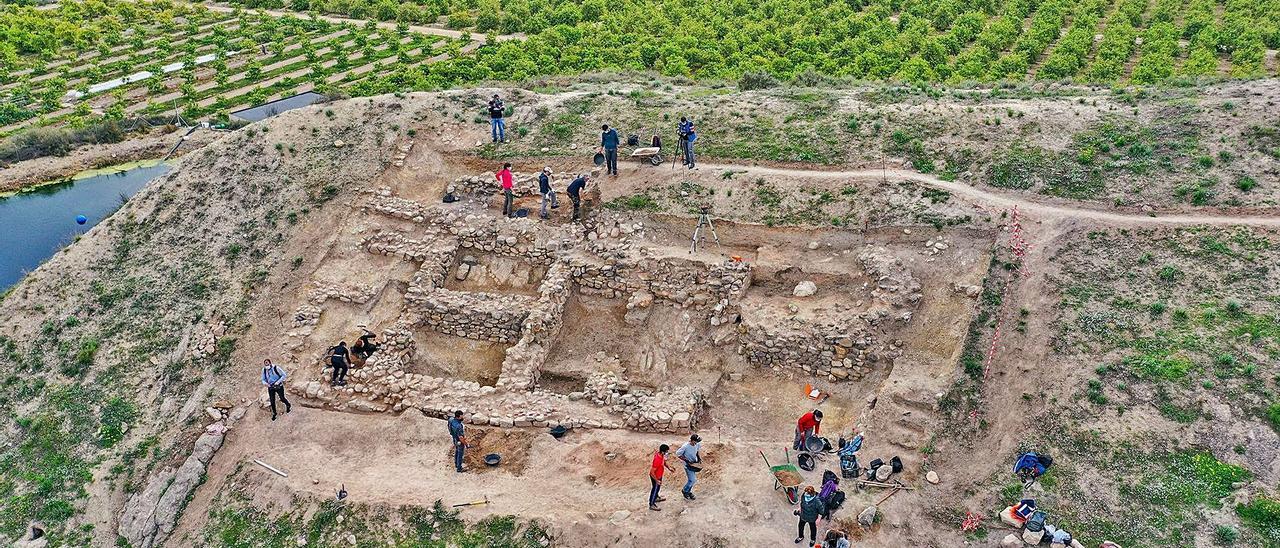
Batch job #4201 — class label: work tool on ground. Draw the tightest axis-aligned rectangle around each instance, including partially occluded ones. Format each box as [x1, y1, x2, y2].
[761, 449, 803, 504]
[689, 204, 721, 253]
[254, 459, 288, 478]
[452, 495, 490, 508]
[855, 479, 915, 490]
[629, 147, 664, 166]
[875, 486, 902, 506]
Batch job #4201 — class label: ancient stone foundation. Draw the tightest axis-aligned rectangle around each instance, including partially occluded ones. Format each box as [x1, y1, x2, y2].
[283, 177, 916, 434]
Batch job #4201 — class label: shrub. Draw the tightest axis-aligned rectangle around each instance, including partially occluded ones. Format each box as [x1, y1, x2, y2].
[738, 71, 779, 91]
[1237, 497, 1280, 543]
[1236, 176, 1257, 191]
[1214, 524, 1238, 544]
[1266, 403, 1280, 432]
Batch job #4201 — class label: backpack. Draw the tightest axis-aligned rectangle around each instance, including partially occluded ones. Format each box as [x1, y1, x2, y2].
[827, 490, 845, 511]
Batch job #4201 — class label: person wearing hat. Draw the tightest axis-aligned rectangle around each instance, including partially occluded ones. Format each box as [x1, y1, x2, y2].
[675, 433, 703, 500]
[488, 94, 506, 143]
[537, 167, 559, 219]
[794, 409, 823, 451]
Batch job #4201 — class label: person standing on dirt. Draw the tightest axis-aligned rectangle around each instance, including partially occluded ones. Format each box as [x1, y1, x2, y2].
[676, 433, 703, 500]
[794, 485, 826, 545]
[538, 166, 559, 219]
[794, 409, 823, 451]
[567, 173, 589, 222]
[648, 443, 675, 511]
[599, 124, 619, 176]
[327, 341, 350, 386]
[448, 410, 467, 473]
[497, 162, 515, 217]
[351, 328, 378, 368]
[678, 117, 696, 168]
[261, 359, 291, 421]
[488, 94, 506, 143]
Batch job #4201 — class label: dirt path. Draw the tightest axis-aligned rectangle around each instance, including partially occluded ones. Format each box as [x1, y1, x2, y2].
[199, 3, 525, 44]
[697, 162, 1280, 227]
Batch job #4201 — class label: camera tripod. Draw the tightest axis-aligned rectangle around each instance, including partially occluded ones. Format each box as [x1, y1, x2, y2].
[690, 208, 721, 253]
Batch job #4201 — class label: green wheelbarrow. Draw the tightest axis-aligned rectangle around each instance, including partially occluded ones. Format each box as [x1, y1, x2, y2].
[761, 449, 803, 504]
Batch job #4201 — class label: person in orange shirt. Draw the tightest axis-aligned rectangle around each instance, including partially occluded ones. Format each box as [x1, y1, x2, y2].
[794, 409, 823, 451]
[648, 444, 676, 511]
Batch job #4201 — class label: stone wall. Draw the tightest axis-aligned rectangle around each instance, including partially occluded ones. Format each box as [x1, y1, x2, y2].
[404, 288, 532, 343]
[582, 372, 701, 432]
[496, 262, 571, 390]
[568, 255, 750, 326]
[739, 325, 898, 381]
[451, 171, 542, 198]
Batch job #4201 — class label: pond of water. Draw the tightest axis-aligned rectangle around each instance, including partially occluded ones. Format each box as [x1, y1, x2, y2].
[0, 162, 170, 290]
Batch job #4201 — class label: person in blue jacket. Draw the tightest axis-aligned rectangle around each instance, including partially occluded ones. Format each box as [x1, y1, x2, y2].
[448, 410, 467, 472]
[599, 124, 619, 176]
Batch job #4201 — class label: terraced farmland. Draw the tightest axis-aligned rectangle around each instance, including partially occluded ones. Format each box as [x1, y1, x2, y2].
[3, 0, 1279, 139]
[0, 1, 467, 136]
[234, 0, 1280, 84]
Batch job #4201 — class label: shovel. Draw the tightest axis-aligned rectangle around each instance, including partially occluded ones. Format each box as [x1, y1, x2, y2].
[452, 495, 490, 508]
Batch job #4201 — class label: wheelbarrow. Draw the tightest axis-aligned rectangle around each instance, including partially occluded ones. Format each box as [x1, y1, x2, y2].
[761, 449, 803, 504]
[629, 146, 664, 166]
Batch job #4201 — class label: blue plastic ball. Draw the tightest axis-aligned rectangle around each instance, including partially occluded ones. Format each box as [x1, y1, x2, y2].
[75, 215, 87, 225]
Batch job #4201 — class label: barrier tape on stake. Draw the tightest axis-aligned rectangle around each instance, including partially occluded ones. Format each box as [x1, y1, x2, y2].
[982, 207, 1030, 381]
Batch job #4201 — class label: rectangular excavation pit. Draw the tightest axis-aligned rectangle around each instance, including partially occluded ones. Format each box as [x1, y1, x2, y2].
[408, 330, 510, 386]
[738, 269, 873, 326]
[541, 291, 728, 390]
[444, 252, 547, 296]
[303, 282, 407, 348]
[534, 371, 588, 395]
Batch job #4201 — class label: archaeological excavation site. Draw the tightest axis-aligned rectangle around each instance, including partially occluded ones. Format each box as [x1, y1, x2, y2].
[9, 78, 1280, 548]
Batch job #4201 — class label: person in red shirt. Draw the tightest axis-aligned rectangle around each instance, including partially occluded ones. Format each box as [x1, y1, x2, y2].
[648, 443, 675, 511]
[794, 409, 823, 451]
[496, 162, 515, 217]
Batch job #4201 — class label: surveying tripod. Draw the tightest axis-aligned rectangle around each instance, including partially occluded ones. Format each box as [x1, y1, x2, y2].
[689, 205, 721, 253]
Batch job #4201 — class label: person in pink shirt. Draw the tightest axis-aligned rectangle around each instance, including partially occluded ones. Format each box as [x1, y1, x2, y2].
[496, 162, 514, 217]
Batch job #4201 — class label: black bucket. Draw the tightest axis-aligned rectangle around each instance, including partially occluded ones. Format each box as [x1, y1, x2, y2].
[484, 453, 501, 466]
[798, 452, 816, 471]
[550, 425, 569, 439]
[592, 152, 605, 166]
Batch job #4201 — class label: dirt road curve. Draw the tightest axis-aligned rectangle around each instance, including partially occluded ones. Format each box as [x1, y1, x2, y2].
[701, 163, 1280, 227]
[201, 3, 525, 44]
